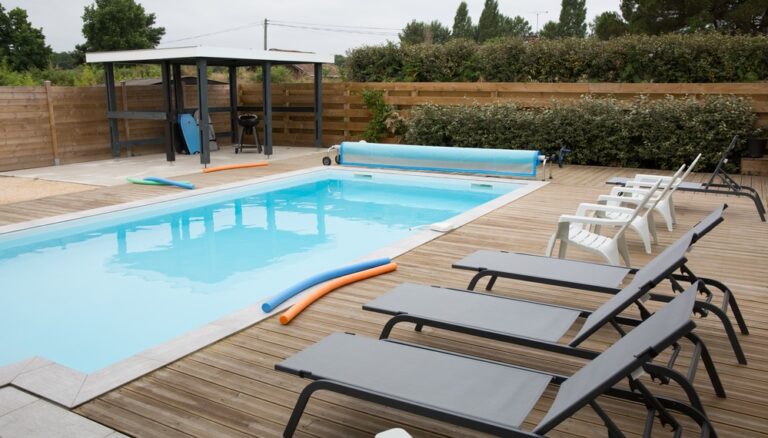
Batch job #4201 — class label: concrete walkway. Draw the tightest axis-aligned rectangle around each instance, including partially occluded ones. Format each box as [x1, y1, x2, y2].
[2, 145, 321, 186]
[0, 387, 125, 438]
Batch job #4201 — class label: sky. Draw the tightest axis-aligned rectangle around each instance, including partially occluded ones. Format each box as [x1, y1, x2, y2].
[10, 0, 621, 56]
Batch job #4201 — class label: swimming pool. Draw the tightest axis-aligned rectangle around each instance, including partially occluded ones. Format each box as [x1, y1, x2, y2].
[0, 169, 525, 376]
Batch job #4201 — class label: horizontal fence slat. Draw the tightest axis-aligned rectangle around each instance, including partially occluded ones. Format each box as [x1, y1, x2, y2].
[1, 82, 766, 171]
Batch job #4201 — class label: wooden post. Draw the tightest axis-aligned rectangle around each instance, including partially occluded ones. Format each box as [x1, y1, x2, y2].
[343, 86, 350, 139]
[120, 81, 132, 156]
[43, 80, 60, 165]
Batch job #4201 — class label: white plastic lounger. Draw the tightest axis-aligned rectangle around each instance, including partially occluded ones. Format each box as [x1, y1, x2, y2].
[607, 136, 766, 221]
[546, 180, 661, 266]
[594, 163, 685, 252]
[604, 154, 702, 231]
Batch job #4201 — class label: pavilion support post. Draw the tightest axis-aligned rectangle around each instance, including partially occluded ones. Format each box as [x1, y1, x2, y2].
[197, 59, 210, 165]
[313, 63, 323, 148]
[171, 64, 184, 154]
[262, 61, 273, 156]
[172, 64, 184, 113]
[229, 66, 238, 144]
[103, 62, 120, 158]
[161, 61, 175, 162]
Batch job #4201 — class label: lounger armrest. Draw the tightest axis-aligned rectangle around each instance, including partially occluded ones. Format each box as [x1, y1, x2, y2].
[575, 202, 635, 217]
[633, 174, 674, 183]
[559, 214, 628, 227]
[609, 186, 658, 197]
[624, 180, 672, 190]
[598, 194, 645, 206]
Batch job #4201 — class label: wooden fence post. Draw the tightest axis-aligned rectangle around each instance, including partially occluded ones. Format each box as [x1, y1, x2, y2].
[43, 80, 60, 165]
[120, 80, 132, 156]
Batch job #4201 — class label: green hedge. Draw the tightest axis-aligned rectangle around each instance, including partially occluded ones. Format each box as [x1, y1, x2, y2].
[403, 95, 757, 171]
[344, 34, 768, 83]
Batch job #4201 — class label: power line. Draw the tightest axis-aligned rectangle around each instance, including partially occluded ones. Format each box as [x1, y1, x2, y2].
[269, 22, 399, 37]
[160, 18, 399, 48]
[161, 21, 263, 44]
[269, 19, 401, 32]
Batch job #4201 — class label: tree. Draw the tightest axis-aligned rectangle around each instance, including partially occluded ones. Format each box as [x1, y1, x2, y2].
[452, 1, 475, 39]
[51, 51, 79, 69]
[539, 21, 562, 38]
[477, 0, 502, 41]
[621, 0, 768, 35]
[427, 20, 452, 44]
[591, 11, 629, 40]
[77, 0, 165, 54]
[499, 16, 532, 37]
[399, 20, 451, 45]
[0, 5, 51, 71]
[558, 0, 588, 37]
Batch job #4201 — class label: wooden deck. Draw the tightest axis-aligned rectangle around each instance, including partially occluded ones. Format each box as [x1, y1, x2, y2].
[1, 153, 766, 437]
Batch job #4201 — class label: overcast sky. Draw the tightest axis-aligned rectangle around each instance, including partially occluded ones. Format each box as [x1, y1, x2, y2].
[11, 0, 620, 55]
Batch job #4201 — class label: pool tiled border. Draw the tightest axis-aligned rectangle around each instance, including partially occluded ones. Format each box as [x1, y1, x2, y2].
[0, 166, 546, 408]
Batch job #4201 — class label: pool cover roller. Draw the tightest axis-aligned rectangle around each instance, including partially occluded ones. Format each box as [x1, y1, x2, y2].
[261, 257, 392, 313]
[279, 262, 397, 325]
[338, 142, 541, 177]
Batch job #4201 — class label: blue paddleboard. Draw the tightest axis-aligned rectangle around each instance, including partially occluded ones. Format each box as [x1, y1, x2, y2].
[178, 114, 200, 154]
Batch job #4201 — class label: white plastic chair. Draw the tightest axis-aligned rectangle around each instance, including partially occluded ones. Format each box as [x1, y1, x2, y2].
[610, 154, 702, 231]
[545, 180, 662, 267]
[595, 164, 685, 253]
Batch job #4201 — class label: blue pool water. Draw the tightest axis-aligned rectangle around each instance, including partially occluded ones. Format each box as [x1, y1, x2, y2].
[0, 170, 520, 373]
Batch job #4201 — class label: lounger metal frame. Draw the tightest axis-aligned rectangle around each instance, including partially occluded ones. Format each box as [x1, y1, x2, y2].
[608, 137, 765, 221]
[279, 288, 716, 437]
[455, 205, 749, 364]
[369, 283, 723, 414]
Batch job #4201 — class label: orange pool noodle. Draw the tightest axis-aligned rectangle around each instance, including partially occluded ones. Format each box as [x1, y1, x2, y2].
[202, 162, 269, 173]
[279, 262, 398, 325]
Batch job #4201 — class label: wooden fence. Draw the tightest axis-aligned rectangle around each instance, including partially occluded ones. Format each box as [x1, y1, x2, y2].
[2, 82, 766, 172]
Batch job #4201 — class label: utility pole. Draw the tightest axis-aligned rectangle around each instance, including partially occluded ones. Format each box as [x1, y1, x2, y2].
[532, 11, 548, 34]
[263, 18, 268, 50]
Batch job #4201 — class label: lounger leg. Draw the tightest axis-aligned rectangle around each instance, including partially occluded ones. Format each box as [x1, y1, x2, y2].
[634, 220, 652, 254]
[644, 364, 707, 411]
[648, 213, 658, 244]
[589, 401, 626, 438]
[485, 275, 498, 291]
[694, 301, 747, 365]
[686, 332, 727, 398]
[668, 196, 677, 225]
[545, 233, 558, 257]
[699, 277, 749, 335]
[617, 236, 631, 267]
[284, 381, 327, 437]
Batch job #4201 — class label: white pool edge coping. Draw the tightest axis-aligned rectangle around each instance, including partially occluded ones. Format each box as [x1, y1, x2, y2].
[0, 166, 547, 408]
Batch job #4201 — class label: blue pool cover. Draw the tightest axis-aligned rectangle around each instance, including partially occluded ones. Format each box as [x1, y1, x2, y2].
[340, 142, 540, 177]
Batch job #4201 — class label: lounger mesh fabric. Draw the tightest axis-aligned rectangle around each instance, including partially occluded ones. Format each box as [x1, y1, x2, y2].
[570, 231, 694, 345]
[365, 283, 581, 342]
[339, 142, 541, 177]
[534, 285, 697, 433]
[278, 287, 699, 436]
[277, 332, 552, 428]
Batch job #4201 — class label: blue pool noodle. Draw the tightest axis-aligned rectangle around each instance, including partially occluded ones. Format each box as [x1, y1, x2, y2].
[144, 177, 195, 190]
[261, 257, 392, 313]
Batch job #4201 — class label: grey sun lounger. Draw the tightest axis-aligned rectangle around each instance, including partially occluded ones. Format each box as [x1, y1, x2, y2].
[606, 137, 765, 221]
[278, 287, 716, 437]
[365, 266, 723, 414]
[453, 204, 749, 364]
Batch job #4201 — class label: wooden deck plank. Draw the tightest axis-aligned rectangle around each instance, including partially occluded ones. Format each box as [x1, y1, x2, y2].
[0, 154, 765, 437]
